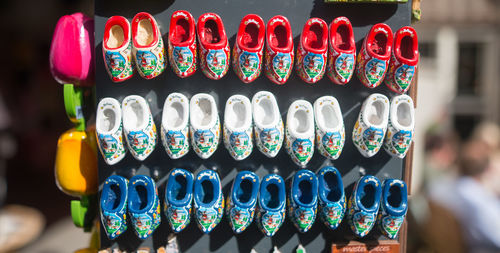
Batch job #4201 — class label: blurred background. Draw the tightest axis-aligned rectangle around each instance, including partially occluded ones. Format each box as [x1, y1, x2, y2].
[0, 0, 499, 252]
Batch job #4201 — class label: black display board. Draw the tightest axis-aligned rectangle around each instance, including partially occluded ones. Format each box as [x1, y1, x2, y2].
[95, 0, 411, 252]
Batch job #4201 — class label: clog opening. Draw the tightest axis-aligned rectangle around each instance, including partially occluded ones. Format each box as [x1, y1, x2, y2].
[321, 104, 339, 129]
[201, 180, 214, 204]
[242, 23, 259, 48]
[324, 172, 341, 202]
[203, 20, 221, 44]
[228, 101, 247, 128]
[293, 109, 310, 134]
[265, 184, 280, 209]
[104, 184, 122, 210]
[271, 25, 288, 49]
[360, 184, 376, 208]
[131, 185, 149, 210]
[388, 185, 402, 208]
[336, 24, 351, 50]
[166, 101, 185, 128]
[397, 102, 412, 127]
[99, 108, 116, 132]
[255, 99, 275, 126]
[367, 100, 385, 126]
[124, 102, 145, 129]
[305, 23, 324, 49]
[400, 36, 414, 60]
[236, 179, 253, 204]
[193, 98, 213, 127]
[136, 19, 154, 47]
[172, 19, 190, 44]
[173, 174, 187, 201]
[107, 25, 125, 49]
[371, 33, 387, 55]
[298, 180, 313, 204]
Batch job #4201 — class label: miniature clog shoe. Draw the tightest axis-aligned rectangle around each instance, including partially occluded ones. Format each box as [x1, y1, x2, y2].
[352, 93, 389, 158]
[288, 170, 318, 233]
[122, 95, 157, 161]
[197, 13, 230, 80]
[190, 93, 220, 159]
[55, 128, 98, 196]
[164, 168, 194, 233]
[314, 96, 345, 160]
[285, 100, 315, 167]
[347, 175, 381, 237]
[264, 15, 294, 85]
[128, 175, 161, 239]
[131, 12, 166, 79]
[385, 26, 419, 94]
[356, 23, 393, 88]
[96, 98, 126, 165]
[317, 166, 345, 230]
[168, 10, 197, 78]
[226, 171, 260, 234]
[161, 93, 190, 159]
[296, 18, 328, 84]
[383, 95, 415, 158]
[256, 174, 286, 237]
[377, 179, 408, 239]
[194, 170, 224, 233]
[100, 175, 128, 240]
[103, 16, 134, 83]
[252, 91, 284, 158]
[327, 17, 356, 85]
[224, 95, 253, 160]
[233, 14, 265, 83]
[50, 13, 94, 86]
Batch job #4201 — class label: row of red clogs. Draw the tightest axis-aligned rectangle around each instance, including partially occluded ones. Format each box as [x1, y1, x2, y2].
[103, 11, 418, 93]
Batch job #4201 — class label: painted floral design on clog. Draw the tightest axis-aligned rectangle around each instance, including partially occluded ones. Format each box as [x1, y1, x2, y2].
[347, 176, 381, 237]
[128, 175, 161, 239]
[385, 26, 419, 94]
[103, 16, 134, 82]
[233, 14, 265, 83]
[377, 179, 408, 239]
[132, 12, 166, 79]
[285, 100, 315, 167]
[168, 10, 197, 78]
[226, 171, 259, 233]
[383, 95, 415, 158]
[327, 17, 356, 85]
[164, 168, 194, 233]
[356, 23, 393, 88]
[256, 174, 286, 237]
[100, 175, 128, 239]
[96, 98, 126, 165]
[352, 93, 389, 158]
[122, 95, 157, 161]
[264, 16, 294, 85]
[197, 13, 230, 80]
[161, 93, 190, 159]
[288, 170, 318, 233]
[194, 170, 224, 233]
[296, 18, 328, 84]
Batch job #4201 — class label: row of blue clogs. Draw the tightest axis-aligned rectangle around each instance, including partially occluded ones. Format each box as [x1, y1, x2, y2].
[96, 92, 415, 167]
[100, 167, 407, 240]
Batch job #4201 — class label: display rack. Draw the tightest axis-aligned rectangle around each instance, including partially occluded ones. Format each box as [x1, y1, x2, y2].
[94, 0, 414, 252]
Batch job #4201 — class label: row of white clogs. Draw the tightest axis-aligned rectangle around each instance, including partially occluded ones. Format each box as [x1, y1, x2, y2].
[95, 92, 414, 166]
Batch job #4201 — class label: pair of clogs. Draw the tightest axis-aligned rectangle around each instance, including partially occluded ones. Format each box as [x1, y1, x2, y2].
[100, 175, 161, 240]
[285, 96, 346, 167]
[357, 24, 419, 93]
[352, 93, 415, 158]
[347, 176, 408, 239]
[96, 96, 157, 164]
[103, 12, 166, 82]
